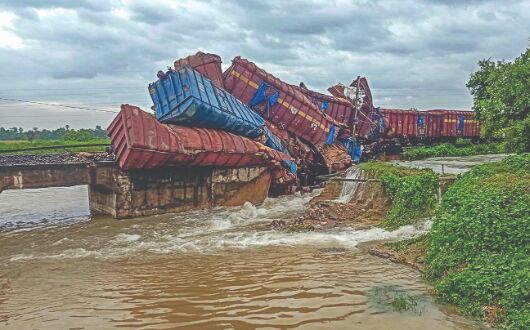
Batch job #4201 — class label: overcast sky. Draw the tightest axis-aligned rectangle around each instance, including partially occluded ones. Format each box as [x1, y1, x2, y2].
[0, 0, 528, 130]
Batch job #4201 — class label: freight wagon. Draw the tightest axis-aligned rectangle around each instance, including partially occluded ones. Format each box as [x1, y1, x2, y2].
[427, 109, 480, 138]
[108, 104, 292, 170]
[297, 82, 354, 127]
[173, 51, 224, 89]
[380, 108, 480, 144]
[223, 56, 341, 146]
[149, 66, 267, 139]
[325, 78, 377, 141]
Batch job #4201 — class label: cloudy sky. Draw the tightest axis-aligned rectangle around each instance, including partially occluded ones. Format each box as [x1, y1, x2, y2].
[0, 0, 528, 130]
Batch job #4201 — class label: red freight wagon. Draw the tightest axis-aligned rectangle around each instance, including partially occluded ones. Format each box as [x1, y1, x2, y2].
[461, 111, 480, 137]
[108, 104, 291, 170]
[174, 51, 224, 89]
[422, 111, 441, 138]
[426, 110, 479, 138]
[298, 83, 354, 126]
[380, 108, 420, 138]
[326, 78, 376, 140]
[223, 56, 339, 146]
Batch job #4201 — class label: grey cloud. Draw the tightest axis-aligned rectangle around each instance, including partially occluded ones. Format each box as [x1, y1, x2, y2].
[0, 0, 116, 11]
[0, 0, 528, 129]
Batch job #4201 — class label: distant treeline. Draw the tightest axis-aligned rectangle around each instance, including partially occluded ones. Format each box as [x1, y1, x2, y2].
[0, 125, 108, 141]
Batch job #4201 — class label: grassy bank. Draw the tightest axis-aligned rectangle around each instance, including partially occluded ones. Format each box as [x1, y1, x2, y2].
[403, 141, 502, 160]
[359, 162, 438, 229]
[0, 139, 110, 155]
[381, 154, 529, 329]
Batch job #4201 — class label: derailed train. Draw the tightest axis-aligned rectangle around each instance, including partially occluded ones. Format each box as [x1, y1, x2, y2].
[108, 51, 480, 193]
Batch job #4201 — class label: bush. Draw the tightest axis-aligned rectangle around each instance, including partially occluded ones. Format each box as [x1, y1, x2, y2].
[455, 138, 473, 146]
[61, 129, 93, 142]
[403, 143, 502, 160]
[425, 154, 530, 329]
[360, 162, 439, 229]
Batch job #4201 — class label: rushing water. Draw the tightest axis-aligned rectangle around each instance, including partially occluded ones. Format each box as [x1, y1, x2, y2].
[0, 156, 494, 329]
[336, 167, 367, 204]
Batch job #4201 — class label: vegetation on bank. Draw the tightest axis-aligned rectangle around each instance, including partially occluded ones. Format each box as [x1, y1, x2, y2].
[403, 139, 502, 160]
[0, 125, 108, 142]
[0, 139, 110, 154]
[381, 155, 529, 328]
[467, 45, 529, 153]
[359, 162, 438, 229]
[0, 125, 111, 154]
[425, 154, 530, 329]
[368, 285, 425, 315]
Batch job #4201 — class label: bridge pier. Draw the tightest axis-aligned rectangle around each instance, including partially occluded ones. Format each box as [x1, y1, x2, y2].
[0, 162, 272, 219]
[88, 165, 271, 218]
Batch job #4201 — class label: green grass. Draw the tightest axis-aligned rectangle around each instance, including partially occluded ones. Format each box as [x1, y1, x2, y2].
[403, 142, 503, 160]
[0, 139, 110, 155]
[360, 162, 439, 229]
[385, 234, 429, 252]
[425, 154, 530, 329]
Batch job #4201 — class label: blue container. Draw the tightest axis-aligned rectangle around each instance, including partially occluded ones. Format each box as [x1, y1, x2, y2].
[149, 67, 296, 174]
[263, 130, 297, 173]
[149, 67, 266, 139]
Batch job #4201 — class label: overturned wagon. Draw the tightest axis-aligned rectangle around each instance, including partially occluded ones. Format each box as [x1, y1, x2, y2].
[108, 104, 292, 170]
[223, 57, 341, 146]
[173, 51, 224, 89]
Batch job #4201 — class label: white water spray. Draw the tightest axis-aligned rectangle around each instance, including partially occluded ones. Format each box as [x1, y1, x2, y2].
[336, 166, 366, 203]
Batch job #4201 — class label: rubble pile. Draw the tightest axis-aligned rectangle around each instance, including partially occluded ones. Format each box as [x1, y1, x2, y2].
[270, 169, 392, 230]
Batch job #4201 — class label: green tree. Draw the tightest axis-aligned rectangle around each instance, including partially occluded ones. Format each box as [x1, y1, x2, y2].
[467, 44, 530, 153]
[26, 130, 35, 142]
[61, 129, 93, 141]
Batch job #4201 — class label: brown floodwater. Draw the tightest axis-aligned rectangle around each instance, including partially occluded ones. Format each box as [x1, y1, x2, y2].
[0, 156, 495, 329]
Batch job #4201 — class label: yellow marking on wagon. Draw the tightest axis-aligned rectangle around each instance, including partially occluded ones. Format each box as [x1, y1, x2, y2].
[230, 70, 330, 133]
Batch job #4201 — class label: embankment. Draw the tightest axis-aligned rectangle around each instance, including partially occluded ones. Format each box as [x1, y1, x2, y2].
[373, 154, 529, 329]
[282, 154, 528, 329]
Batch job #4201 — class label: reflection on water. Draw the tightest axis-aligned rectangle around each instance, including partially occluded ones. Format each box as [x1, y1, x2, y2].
[0, 155, 493, 329]
[0, 185, 90, 232]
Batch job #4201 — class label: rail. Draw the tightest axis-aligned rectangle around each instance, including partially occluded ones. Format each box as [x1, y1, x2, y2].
[327, 178, 381, 182]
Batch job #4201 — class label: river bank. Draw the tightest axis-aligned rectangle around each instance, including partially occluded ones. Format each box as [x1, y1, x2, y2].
[364, 154, 529, 329]
[267, 153, 528, 329]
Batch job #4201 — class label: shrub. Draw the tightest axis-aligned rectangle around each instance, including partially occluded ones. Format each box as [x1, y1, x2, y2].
[403, 143, 502, 160]
[425, 154, 530, 329]
[360, 162, 439, 229]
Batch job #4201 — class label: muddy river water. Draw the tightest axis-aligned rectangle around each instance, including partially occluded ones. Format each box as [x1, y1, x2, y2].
[0, 155, 504, 329]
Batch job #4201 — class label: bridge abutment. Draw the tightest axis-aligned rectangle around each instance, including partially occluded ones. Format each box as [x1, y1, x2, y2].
[1, 162, 272, 219]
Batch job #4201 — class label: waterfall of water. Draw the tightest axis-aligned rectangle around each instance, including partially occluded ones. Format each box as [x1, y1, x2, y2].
[336, 166, 366, 203]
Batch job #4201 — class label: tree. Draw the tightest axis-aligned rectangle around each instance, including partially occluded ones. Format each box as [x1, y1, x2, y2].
[467, 44, 530, 153]
[61, 129, 92, 141]
[26, 130, 35, 142]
